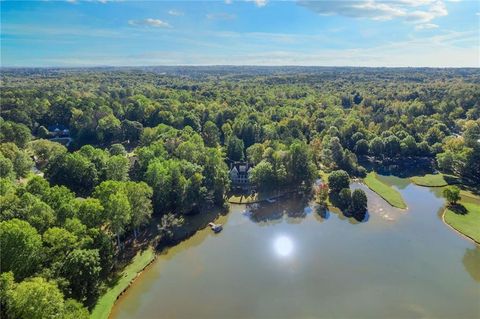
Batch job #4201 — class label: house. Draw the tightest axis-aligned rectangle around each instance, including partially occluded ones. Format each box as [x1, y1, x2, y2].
[229, 162, 253, 186]
[47, 124, 70, 137]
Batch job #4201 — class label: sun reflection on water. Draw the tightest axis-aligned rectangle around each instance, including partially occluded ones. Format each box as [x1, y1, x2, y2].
[274, 235, 294, 257]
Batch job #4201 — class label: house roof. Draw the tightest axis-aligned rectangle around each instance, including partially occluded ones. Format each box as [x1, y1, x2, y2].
[229, 162, 253, 178]
[230, 162, 253, 171]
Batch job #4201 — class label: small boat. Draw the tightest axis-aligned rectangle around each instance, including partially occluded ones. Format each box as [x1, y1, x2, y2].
[266, 198, 276, 203]
[208, 222, 223, 233]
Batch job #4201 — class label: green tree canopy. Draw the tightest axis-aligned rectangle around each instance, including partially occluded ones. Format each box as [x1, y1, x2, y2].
[226, 136, 245, 161]
[0, 219, 42, 280]
[328, 170, 350, 193]
[61, 249, 101, 302]
[443, 186, 461, 205]
[351, 188, 368, 215]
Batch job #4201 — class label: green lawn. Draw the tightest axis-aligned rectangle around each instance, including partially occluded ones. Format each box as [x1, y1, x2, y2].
[363, 172, 407, 209]
[444, 202, 480, 244]
[228, 194, 259, 204]
[229, 189, 296, 204]
[410, 173, 458, 187]
[459, 189, 480, 201]
[91, 247, 155, 319]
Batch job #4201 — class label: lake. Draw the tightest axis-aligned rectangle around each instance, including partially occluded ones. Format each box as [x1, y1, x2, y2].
[110, 179, 480, 319]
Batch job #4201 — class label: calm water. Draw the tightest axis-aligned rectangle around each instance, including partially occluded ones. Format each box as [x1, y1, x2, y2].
[110, 180, 480, 319]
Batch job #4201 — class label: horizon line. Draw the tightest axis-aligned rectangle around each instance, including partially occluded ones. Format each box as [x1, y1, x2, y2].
[1, 65, 479, 69]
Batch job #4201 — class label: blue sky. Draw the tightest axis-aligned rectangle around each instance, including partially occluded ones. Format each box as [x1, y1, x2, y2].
[1, 0, 479, 67]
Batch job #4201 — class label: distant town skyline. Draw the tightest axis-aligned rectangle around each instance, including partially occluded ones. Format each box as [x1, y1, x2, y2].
[1, 0, 479, 67]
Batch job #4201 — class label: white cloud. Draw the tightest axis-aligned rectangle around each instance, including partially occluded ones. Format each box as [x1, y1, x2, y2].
[299, 0, 448, 26]
[247, 0, 267, 7]
[128, 18, 171, 28]
[206, 13, 236, 20]
[415, 23, 439, 30]
[225, 0, 233, 4]
[351, 1, 406, 20]
[398, 0, 439, 5]
[168, 9, 184, 16]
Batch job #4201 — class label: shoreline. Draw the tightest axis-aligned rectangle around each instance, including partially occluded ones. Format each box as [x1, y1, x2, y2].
[91, 248, 156, 319]
[411, 179, 480, 245]
[228, 189, 297, 204]
[92, 208, 230, 319]
[363, 183, 408, 210]
[441, 208, 480, 245]
[362, 173, 407, 210]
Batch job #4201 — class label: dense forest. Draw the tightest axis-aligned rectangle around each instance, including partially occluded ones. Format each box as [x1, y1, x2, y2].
[1, 67, 479, 318]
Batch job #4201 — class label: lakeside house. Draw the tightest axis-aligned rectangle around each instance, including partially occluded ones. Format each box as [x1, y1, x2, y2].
[229, 162, 253, 187]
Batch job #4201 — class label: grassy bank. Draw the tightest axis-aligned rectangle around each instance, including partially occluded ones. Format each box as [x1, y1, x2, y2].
[228, 193, 259, 204]
[410, 173, 458, 187]
[228, 190, 295, 204]
[363, 172, 407, 209]
[91, 207, 226, 319]
[412, 173, 480, 243]
[459, 189, 480, 201]
[91, 247, 155, 319]
[444, 202, 480, 244]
